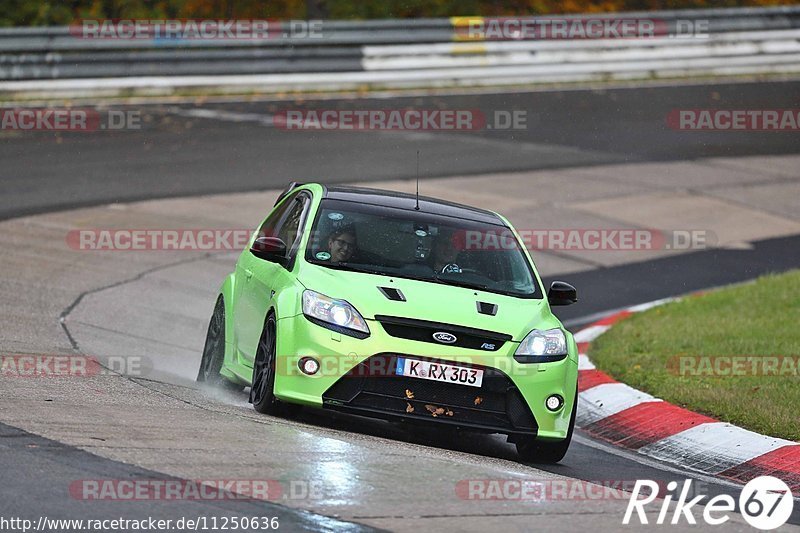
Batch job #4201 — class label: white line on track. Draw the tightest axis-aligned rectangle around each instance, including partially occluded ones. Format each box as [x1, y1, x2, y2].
[578, 354, 596, 370]
[573, 324, 611, 343]
[577, 383, 661, 426]
[165, 106, 275, 125]
[638, 422, 799, 475]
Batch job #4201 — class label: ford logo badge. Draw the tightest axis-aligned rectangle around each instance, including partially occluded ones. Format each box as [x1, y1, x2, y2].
[432, 332, 457, 344]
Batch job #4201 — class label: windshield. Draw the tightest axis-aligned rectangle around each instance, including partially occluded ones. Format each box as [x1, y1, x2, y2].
[304, 199, 540, 298]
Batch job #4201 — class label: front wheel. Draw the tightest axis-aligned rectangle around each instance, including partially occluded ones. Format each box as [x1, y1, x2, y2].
[250, 313, 282, 414]
[197, 296, 243, 391]
[516, 391, 577, 464]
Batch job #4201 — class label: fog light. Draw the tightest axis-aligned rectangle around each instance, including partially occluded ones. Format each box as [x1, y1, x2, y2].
[545, 394, 564, 412]
[298, 357, 320, 375]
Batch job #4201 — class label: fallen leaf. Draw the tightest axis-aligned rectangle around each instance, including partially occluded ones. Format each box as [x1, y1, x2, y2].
[474, 396, 483, 406]
[406, 403, 414, 413]
[405, 389, 415, 399]
[425, 404, 445, 417]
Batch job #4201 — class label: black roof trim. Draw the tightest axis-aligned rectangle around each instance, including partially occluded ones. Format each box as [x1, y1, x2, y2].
[323, 185, 502, 224]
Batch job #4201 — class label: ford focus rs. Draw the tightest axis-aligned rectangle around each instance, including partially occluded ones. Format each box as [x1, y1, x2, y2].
[197, 182, 579, 462]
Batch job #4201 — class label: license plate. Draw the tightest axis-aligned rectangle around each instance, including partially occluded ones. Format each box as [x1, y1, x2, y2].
[395, 358, 483, 388]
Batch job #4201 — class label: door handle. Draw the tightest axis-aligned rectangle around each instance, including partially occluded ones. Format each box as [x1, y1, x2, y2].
[244, 268, 253, 279]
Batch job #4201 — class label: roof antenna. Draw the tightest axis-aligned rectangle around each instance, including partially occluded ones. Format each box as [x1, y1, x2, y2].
[414, 150, 420, 211]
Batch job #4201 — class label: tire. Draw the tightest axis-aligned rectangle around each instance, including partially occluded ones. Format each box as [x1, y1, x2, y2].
[516, 390, 577, 464]
[250, 313, 282, 415]
[197, 296, 244, 391]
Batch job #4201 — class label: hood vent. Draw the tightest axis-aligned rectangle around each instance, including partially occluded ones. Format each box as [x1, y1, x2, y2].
[378, 287, 406, 302]
[476, 301, 498, 316]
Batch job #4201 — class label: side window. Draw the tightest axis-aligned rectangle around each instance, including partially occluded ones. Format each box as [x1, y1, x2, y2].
[277, 196, 308, 252]
[257, 192, 310, 255]
[258, 195, 295, 240]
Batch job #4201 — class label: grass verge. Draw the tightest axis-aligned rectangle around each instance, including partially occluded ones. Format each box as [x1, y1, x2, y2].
[590, 270, 800, 441]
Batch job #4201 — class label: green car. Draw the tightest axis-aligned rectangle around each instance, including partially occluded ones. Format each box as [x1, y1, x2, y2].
[198, 182, 579, 462]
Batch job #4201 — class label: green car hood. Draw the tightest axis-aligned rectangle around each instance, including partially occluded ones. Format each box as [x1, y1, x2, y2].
[296, 262, 555, 342]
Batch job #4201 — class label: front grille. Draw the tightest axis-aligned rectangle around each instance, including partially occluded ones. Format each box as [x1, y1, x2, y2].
[323, 354, 537, 435]
[375, 315, 511, 352]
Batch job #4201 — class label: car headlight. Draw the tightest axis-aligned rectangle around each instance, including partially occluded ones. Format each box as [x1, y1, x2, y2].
[515, 328, 567, 361]
[302, 290, 370, 336]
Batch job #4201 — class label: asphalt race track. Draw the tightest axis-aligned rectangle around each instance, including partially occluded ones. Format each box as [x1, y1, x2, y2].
[5, 232, 796, 528]
[1, 79, 799, 530]
[2, 80, 800, 220]
[0, 422, 369, 532]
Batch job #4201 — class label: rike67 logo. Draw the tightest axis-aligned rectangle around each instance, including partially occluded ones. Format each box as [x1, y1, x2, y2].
[624, 476, 794, 530]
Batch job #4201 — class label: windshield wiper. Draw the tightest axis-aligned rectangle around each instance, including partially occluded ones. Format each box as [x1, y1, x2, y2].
[315, 261, 386, 276]
[433, 276, 488, 291]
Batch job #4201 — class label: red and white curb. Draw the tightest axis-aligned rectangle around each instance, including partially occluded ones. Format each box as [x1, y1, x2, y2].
[574, 299, 800, 496]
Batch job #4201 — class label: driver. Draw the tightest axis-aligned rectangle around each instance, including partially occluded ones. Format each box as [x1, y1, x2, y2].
[326, 226, 357, 263]
[431, 232, 461, 273]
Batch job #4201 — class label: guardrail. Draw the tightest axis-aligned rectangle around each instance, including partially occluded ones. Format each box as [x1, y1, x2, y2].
[1, 6, 799, 97]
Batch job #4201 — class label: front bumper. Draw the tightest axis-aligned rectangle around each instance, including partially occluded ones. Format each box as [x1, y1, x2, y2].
[322, 354, 538, 436]
[274, 314, 578, 440]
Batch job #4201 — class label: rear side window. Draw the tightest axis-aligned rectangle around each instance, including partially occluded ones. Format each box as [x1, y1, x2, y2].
[258, 195, 295, 240]
[258, 193, 309, 254]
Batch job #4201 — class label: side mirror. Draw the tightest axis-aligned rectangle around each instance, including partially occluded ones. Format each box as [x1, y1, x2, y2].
[548, 281, 577, 306]
[250, 236, 288, 264]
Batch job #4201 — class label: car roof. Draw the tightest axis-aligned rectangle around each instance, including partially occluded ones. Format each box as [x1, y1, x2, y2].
[320, 184, 504, 225]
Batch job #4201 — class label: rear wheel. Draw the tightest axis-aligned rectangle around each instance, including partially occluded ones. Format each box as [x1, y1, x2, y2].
[516, 391, 577, 464]
[250, 313, 282, 414]
[197, 296, 243, 391]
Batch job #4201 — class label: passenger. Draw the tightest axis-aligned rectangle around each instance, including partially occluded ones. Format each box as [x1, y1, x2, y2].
[326, 226, 357, 263]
